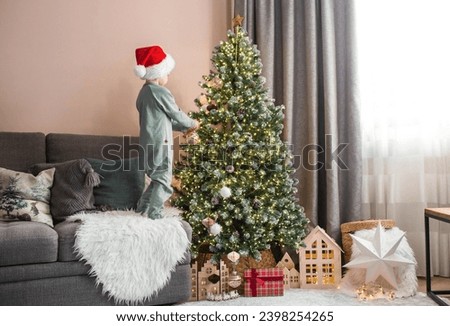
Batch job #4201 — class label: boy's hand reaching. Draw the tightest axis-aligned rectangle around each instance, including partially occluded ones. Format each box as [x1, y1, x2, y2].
[185, 120, 200, 137]
[184, 120, 201, 145]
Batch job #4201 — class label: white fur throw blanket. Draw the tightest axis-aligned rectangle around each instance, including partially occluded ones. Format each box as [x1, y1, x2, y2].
[67, 210, 190, 304]
[340, 227, 417, 298]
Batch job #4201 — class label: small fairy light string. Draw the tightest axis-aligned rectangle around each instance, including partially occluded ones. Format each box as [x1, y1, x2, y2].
[356, 282, 396, 301]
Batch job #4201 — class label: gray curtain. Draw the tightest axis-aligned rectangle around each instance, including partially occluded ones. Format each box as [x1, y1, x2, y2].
[234, 0, 362, 241]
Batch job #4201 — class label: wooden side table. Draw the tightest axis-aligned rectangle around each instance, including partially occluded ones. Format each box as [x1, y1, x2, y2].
[424, 208, 450, 306]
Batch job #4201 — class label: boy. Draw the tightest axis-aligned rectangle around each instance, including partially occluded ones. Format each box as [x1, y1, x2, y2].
[134, 45, 198, 219]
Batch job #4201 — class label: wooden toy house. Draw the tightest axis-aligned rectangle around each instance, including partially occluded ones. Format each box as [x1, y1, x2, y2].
[276, 252, 300, 289]
[276, 252, 295, 270]
[298, 226, 342, 289]
[190, 263, 198, 301]
[282, 267, 290, 288]
[190, 259, 229, 301]
[288, 267, 300, 289]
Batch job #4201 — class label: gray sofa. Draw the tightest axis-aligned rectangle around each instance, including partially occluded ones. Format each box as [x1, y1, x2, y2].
[0, 132, 192, 305]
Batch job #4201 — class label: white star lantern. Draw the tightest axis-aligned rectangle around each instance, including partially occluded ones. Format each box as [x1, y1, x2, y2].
[343, 223, 415, 289]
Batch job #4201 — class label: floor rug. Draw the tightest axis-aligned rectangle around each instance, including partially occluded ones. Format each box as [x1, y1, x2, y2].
[181, 289, 443, 306]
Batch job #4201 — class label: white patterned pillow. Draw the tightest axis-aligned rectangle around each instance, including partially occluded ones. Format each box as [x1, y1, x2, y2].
[0, 167, 55, 227]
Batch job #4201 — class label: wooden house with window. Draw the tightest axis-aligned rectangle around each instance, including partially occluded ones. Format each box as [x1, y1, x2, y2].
[277, 252, 301, 289]
[298, 226, 342, 289]
[190, 259, 229, 301]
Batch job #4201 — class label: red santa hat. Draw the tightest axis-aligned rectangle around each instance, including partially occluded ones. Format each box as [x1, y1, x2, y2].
[134, 45, 175, 80]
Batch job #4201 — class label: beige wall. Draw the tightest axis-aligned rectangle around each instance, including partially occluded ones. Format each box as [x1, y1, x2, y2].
[0, 0, 230, 136]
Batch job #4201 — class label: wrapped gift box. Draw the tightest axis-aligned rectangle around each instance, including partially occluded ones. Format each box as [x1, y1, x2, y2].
[244, 268, 284, 297]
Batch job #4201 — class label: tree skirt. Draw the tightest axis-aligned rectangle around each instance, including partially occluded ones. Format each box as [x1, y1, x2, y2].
[67, 210, 190, 304]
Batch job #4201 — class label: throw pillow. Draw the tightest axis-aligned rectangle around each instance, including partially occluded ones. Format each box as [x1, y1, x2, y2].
[0, 167, 55, 227]
[87, 157, 145, 210]
[29, 159, 100, 222]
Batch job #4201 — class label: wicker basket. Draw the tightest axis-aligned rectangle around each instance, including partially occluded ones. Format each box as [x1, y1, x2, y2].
[340, 219, 396, 263]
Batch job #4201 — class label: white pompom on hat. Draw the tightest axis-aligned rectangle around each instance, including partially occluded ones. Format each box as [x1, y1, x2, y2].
[134, 45, 175, 80]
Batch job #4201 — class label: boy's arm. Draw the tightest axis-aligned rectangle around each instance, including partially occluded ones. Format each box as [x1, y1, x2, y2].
[155, 87, 197, 132]
[172, 119, 193, 132]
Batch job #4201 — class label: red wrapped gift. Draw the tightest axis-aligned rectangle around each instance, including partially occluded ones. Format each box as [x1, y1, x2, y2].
[244, 268, 284, 297]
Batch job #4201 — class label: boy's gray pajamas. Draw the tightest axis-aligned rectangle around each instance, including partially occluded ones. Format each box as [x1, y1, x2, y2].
[136, 83, 196, 219]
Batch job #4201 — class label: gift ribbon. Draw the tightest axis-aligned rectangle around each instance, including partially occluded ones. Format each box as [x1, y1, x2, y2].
[245, 268, 283, 297]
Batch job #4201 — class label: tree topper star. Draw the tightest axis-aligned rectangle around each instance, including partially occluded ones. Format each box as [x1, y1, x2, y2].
[343, 223, 415, 289]
[232, 15, 244, 28]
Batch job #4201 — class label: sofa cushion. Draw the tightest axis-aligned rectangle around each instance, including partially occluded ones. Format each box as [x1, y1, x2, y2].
[0, 167, 55, 227]
[0, 132, 46, 173]
[87, 158, 145, 210]
[54, 220, 80, 262]
[0, 221, 58, 267]
[0, 261, 90, 284]
[30, 159, 99, 223]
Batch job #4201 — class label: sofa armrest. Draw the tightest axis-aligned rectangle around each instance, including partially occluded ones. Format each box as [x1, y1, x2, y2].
[179, 219, 192, 242]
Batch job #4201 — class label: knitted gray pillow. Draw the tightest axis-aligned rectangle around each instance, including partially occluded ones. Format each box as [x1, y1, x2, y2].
[30, 159, 100, 223]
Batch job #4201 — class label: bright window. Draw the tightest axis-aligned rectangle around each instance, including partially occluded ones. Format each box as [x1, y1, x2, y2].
[356, 0, 450, 146]
[356, 0, 450, 277]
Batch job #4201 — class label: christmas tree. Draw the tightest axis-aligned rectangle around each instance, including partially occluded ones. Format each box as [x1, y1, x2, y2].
[0, 176, 28, 218]
[174, 16, 309, 262]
